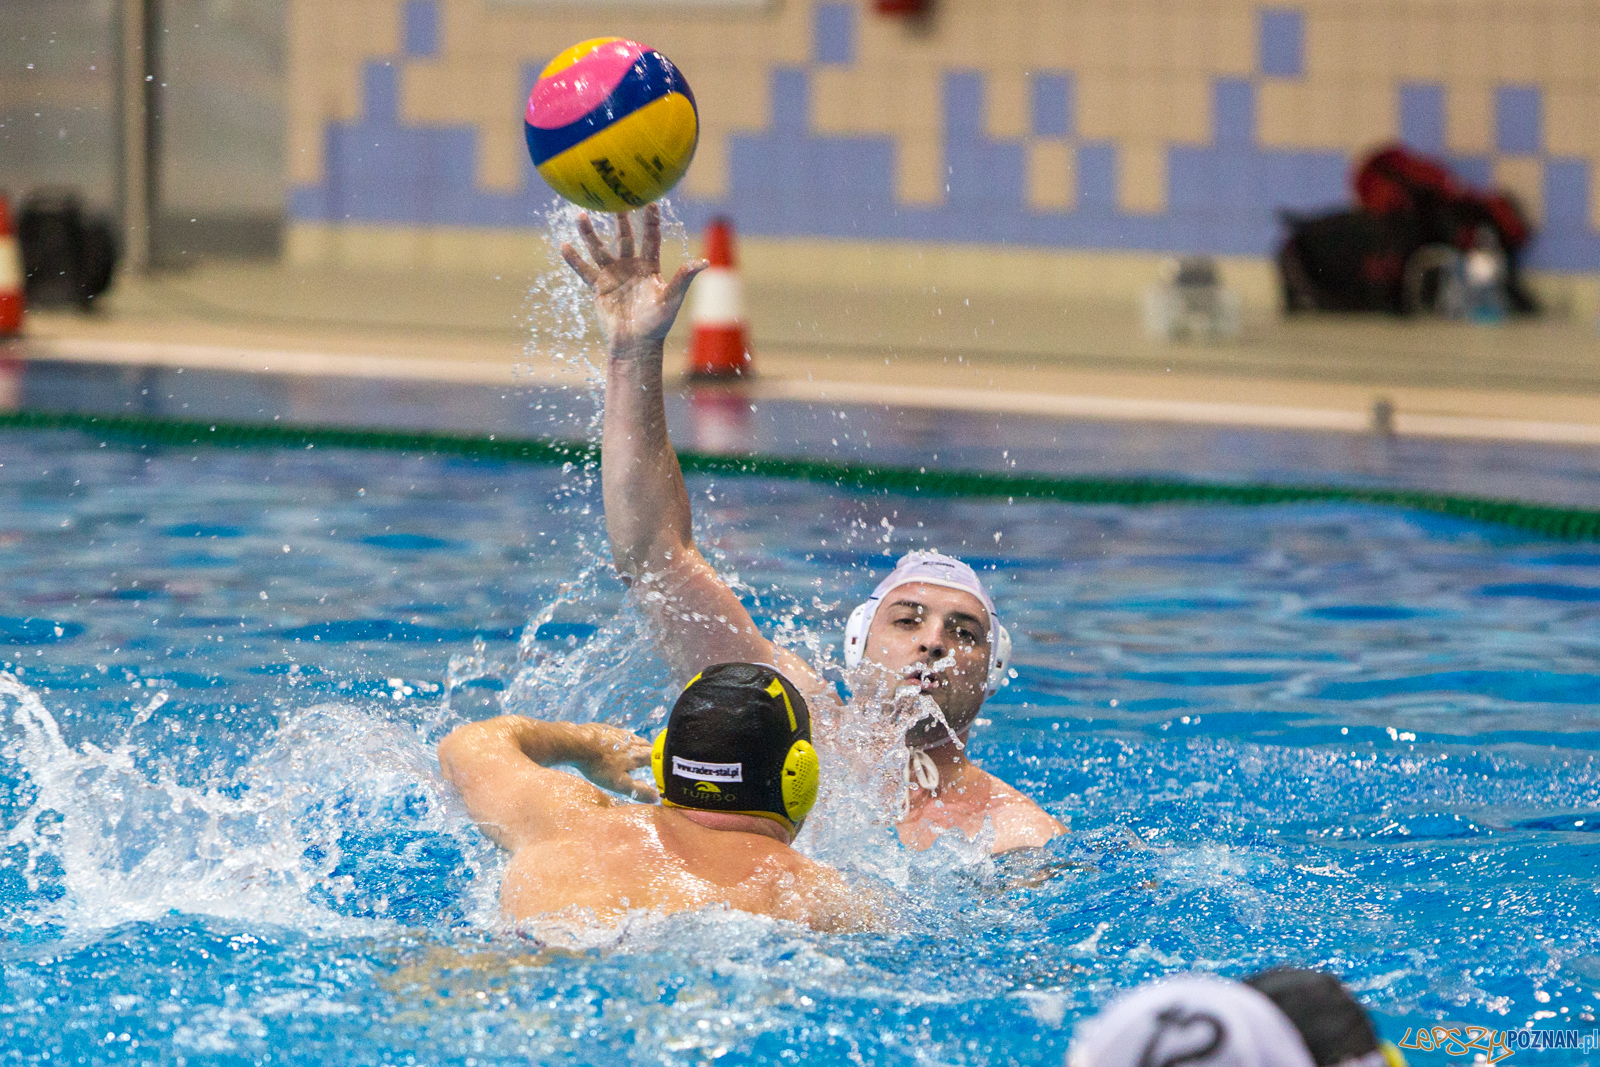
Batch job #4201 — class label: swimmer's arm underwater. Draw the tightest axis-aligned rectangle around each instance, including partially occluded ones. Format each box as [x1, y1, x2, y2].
[562, 207, 819, 690]
[437, 717, 656, 850]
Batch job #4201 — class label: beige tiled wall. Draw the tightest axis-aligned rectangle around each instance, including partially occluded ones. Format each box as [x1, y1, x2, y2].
[1027, 141, 1077, 211]
[287, 0, 1600, 257]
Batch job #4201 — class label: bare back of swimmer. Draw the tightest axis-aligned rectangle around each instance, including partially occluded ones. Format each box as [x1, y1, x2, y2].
[438, 664, 876, 932]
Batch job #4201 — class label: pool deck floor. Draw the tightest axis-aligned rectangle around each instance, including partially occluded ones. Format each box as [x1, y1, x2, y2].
[10, 258, 1600, 447]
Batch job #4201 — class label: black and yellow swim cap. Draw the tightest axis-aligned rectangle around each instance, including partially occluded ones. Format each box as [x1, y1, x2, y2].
[651, 663, 820, 836]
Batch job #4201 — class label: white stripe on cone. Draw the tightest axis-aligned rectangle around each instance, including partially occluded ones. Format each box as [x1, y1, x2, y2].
[687, 219, 751, 377]
[0, 236, 20, 290]
[690, 267, 743, 325]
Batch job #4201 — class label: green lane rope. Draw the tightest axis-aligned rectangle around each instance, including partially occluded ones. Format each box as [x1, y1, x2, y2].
[3, 408, 1597, 541]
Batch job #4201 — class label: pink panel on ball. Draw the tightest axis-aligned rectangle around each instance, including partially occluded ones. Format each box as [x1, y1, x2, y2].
[525, 41, 646, 129]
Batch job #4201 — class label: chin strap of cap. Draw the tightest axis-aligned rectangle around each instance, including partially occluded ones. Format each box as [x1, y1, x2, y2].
[905, 748, 940, 791]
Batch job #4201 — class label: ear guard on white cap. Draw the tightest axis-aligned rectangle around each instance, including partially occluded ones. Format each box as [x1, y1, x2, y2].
[843, 600, 875, 669]
[844, 597, 1012, 698]
[988, 624, 1012, 697]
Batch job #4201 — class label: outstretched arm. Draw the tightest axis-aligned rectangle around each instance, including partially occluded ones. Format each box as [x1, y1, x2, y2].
[562, 207, 820, 690]
[437, 717, 654, 851]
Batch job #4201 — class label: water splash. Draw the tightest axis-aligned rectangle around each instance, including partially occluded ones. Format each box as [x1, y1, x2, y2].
[0, 671, 497, 936]
[517, 195, 695, 427]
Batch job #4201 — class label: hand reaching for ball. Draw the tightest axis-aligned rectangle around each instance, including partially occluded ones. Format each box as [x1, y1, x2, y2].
[561, 204, 706, 358]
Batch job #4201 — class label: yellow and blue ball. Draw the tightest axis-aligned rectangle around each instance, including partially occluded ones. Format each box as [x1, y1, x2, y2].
[524, 38, 698, 212]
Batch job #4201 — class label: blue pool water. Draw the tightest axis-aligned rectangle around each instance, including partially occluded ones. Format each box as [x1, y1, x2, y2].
[1, 426, 1598, 1065]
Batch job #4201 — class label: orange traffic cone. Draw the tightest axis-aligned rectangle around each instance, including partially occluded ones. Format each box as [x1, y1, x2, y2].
[686, 217, 751, 378]
[0, 195, 23, 338]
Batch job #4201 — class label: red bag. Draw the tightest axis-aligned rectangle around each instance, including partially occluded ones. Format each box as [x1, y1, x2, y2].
[1351, 143, 1537, 313]
[1353, 143, 1531, 252]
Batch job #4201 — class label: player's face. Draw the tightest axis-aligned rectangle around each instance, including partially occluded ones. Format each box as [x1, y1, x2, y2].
[860, 583, 991, 742]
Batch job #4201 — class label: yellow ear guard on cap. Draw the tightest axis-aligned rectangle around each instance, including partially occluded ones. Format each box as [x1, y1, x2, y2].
[655, 732, 818, 833]
[781, 739, 819, 826]
[651, 730, 667, 796]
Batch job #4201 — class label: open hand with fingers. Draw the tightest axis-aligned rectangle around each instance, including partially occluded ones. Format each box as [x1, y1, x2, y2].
[577, 723, 660, 803]
[561, 203, 707, 357]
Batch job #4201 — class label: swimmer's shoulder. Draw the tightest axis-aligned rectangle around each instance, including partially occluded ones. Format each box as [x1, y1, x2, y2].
[980, 769, 1067, 852]
[515, 807, 874, 932]
[639, 806, 797, 866]
[643, 810, 867, 929]
[643, 808, 832, 883]
[785, 854, 884, 933]
[507, 803, 653, 862]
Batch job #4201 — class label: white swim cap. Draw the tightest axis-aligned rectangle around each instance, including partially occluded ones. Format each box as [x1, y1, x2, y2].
[843, 550, 1011, 696]
[866, 550, 997, 619]
[1068, 975, 1316, 1067]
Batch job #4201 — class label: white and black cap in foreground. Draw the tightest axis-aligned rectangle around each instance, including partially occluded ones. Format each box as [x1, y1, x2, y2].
[1068, 971, 1400, 1067]
[1067, 974, 1315, 1067]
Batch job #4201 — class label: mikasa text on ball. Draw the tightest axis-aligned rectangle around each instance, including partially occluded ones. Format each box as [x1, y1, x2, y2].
[524, 38, 699, 212]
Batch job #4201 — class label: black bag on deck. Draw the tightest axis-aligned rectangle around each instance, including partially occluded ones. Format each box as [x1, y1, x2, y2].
[1355, 145, 1538, 314]
[1278, 144, 1539, 316]
[1278, 209, 1421, 314]
[19, 190, 119, 310]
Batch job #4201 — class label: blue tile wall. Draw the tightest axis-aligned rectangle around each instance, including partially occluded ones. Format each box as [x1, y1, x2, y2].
[943, 72, 1025, 209]
[290, 34, 1600, 272]
[1539, 160, 1600, 269]
[1546, 159, 1589, 226]
[813, 3, 856, 67]
[1449, 155, 1495, 191]
[1399, 84, 1446, 155]
[1212, 80, 1255, 149]
[1258, 9, 1305, 79]
[725, 69, 898, 234]
[1075, 143, 1118, 210]
[403, 0, 437, 60]
[1029, 72, 1074, 139]
[363, 61, 399, 125]
[769, 67, 810, 133]
[1496, 85, 1542, 156]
